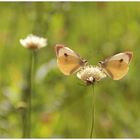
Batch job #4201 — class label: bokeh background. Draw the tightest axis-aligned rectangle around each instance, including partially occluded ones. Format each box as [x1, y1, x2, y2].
[0, 2, 139, 138]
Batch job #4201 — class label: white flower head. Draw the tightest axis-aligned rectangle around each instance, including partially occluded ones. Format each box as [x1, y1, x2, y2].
[77, 65, 106, 85]
[20, 34, 47, 50]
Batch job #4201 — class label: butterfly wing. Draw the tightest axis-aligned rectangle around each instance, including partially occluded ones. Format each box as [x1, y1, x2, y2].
[100, 51, 133, 80]
[55, 44, 86, 75]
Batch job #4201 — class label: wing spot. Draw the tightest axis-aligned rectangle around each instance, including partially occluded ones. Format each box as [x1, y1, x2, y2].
[64, 53, 68, 57]
[119, 59, 123, 63]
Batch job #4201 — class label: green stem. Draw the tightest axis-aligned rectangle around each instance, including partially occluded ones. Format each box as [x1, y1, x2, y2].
[28, 50, 35, 137]
[22, 50, 35, 138]
[90, 85, 95, 138]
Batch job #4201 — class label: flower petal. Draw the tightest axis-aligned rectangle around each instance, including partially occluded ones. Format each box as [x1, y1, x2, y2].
[20, 34, 47, 49]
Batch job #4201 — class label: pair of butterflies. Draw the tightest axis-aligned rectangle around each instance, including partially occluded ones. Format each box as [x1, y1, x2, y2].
[55, 44, 133, 80]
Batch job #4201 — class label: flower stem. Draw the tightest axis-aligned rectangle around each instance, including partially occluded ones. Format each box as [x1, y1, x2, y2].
[22, 50, 35, 138]
[90, 85, 95, 138]
[21, 106, 27, 137]
[28, 50, 35, 137]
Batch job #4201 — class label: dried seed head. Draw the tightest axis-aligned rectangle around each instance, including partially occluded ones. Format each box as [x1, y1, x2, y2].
[77, 65, 106, 85]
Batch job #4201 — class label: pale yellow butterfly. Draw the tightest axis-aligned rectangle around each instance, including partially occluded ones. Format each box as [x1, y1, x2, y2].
[55, 44, 133, 80]
[99, 51, 133, 80]
[55, 44, 87, 75]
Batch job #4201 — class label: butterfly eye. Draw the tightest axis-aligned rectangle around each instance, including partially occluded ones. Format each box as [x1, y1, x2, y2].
[119, 59, 123, 63]
[98, 61, 104, 66]
[99, 61, 103, 64]
[64, 53, 68, 57]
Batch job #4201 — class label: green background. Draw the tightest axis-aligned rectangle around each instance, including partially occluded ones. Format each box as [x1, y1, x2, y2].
[0, 2, 139, 138]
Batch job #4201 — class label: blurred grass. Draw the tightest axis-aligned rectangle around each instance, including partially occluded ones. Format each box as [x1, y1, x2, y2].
[0, 2, 139, 138]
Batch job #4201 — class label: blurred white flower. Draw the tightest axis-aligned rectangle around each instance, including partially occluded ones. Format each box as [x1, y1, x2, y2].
[77, 65, 106, 85]
[20, 34, 47, 49]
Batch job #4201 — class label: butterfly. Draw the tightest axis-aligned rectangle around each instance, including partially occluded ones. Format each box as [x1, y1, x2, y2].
[55, 44, 133, 80]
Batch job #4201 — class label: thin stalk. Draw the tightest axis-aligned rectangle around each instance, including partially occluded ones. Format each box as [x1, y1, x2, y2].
[21, 108, 27, 137]
[22, 50, 35, 138]
[28, 50, 35, 137]
[90, 85, 95, 138]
